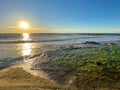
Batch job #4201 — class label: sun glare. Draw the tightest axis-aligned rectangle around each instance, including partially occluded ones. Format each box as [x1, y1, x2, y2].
[22, 33, 30, 41]
[22, 33, 32, 56]
[20, 21, 29, 29]
[22, 43, 32, 56]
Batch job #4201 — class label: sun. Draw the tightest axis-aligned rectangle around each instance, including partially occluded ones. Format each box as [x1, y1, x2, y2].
[20, 21, 29, 29]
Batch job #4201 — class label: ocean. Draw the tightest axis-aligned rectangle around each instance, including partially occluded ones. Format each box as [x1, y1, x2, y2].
[0, 33, 120, 69]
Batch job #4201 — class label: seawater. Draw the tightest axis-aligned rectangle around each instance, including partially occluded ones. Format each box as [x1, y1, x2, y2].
[0, 33, 120, 60]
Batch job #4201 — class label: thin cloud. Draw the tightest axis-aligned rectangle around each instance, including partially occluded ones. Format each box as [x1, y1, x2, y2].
[0, 25, 49, 33]
[0, 26, 120, 33]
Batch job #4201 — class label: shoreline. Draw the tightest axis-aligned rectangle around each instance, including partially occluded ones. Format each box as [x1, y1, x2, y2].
[0, 43, 120, 90]
[0, 65, 61, 90]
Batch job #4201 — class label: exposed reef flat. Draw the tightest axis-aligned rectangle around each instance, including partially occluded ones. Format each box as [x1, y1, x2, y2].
[30, 44, 120, 90]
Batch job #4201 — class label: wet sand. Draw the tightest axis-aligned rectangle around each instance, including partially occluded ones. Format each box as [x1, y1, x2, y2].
[0, 66, 61, 90]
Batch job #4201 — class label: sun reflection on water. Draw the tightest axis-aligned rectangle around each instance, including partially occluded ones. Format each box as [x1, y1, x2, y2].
[22, 33, 31, 41]
[22, 43, 32, 56]
[22, 33, 32, 56]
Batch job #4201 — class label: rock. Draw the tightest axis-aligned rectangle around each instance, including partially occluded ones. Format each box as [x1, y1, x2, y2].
[107, 43, 116, 46]
[83, 41, 100, 45]
[62, 46, 81, 50]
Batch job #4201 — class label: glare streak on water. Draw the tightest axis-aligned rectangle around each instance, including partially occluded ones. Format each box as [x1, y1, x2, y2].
[22, 33, 31, 41]
[22, 43, 32, 56]
[22, 33, 32, 56]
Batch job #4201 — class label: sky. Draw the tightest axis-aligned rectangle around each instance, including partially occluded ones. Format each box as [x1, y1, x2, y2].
[0, 0, 120, 33]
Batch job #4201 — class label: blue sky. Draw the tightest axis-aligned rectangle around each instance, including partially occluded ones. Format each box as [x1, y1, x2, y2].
[0, 0, 120, 33]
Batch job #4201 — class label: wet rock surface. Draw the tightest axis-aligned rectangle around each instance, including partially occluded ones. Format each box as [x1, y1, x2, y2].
[83, 41, 100, 45]
[62, 45, 81, 50]
[72, 75, 120, 90]
[30, 47, 120, 90]
[107, 43, 116, 46]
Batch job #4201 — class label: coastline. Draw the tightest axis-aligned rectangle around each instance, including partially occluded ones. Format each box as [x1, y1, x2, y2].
[0, 41, 120, 90]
